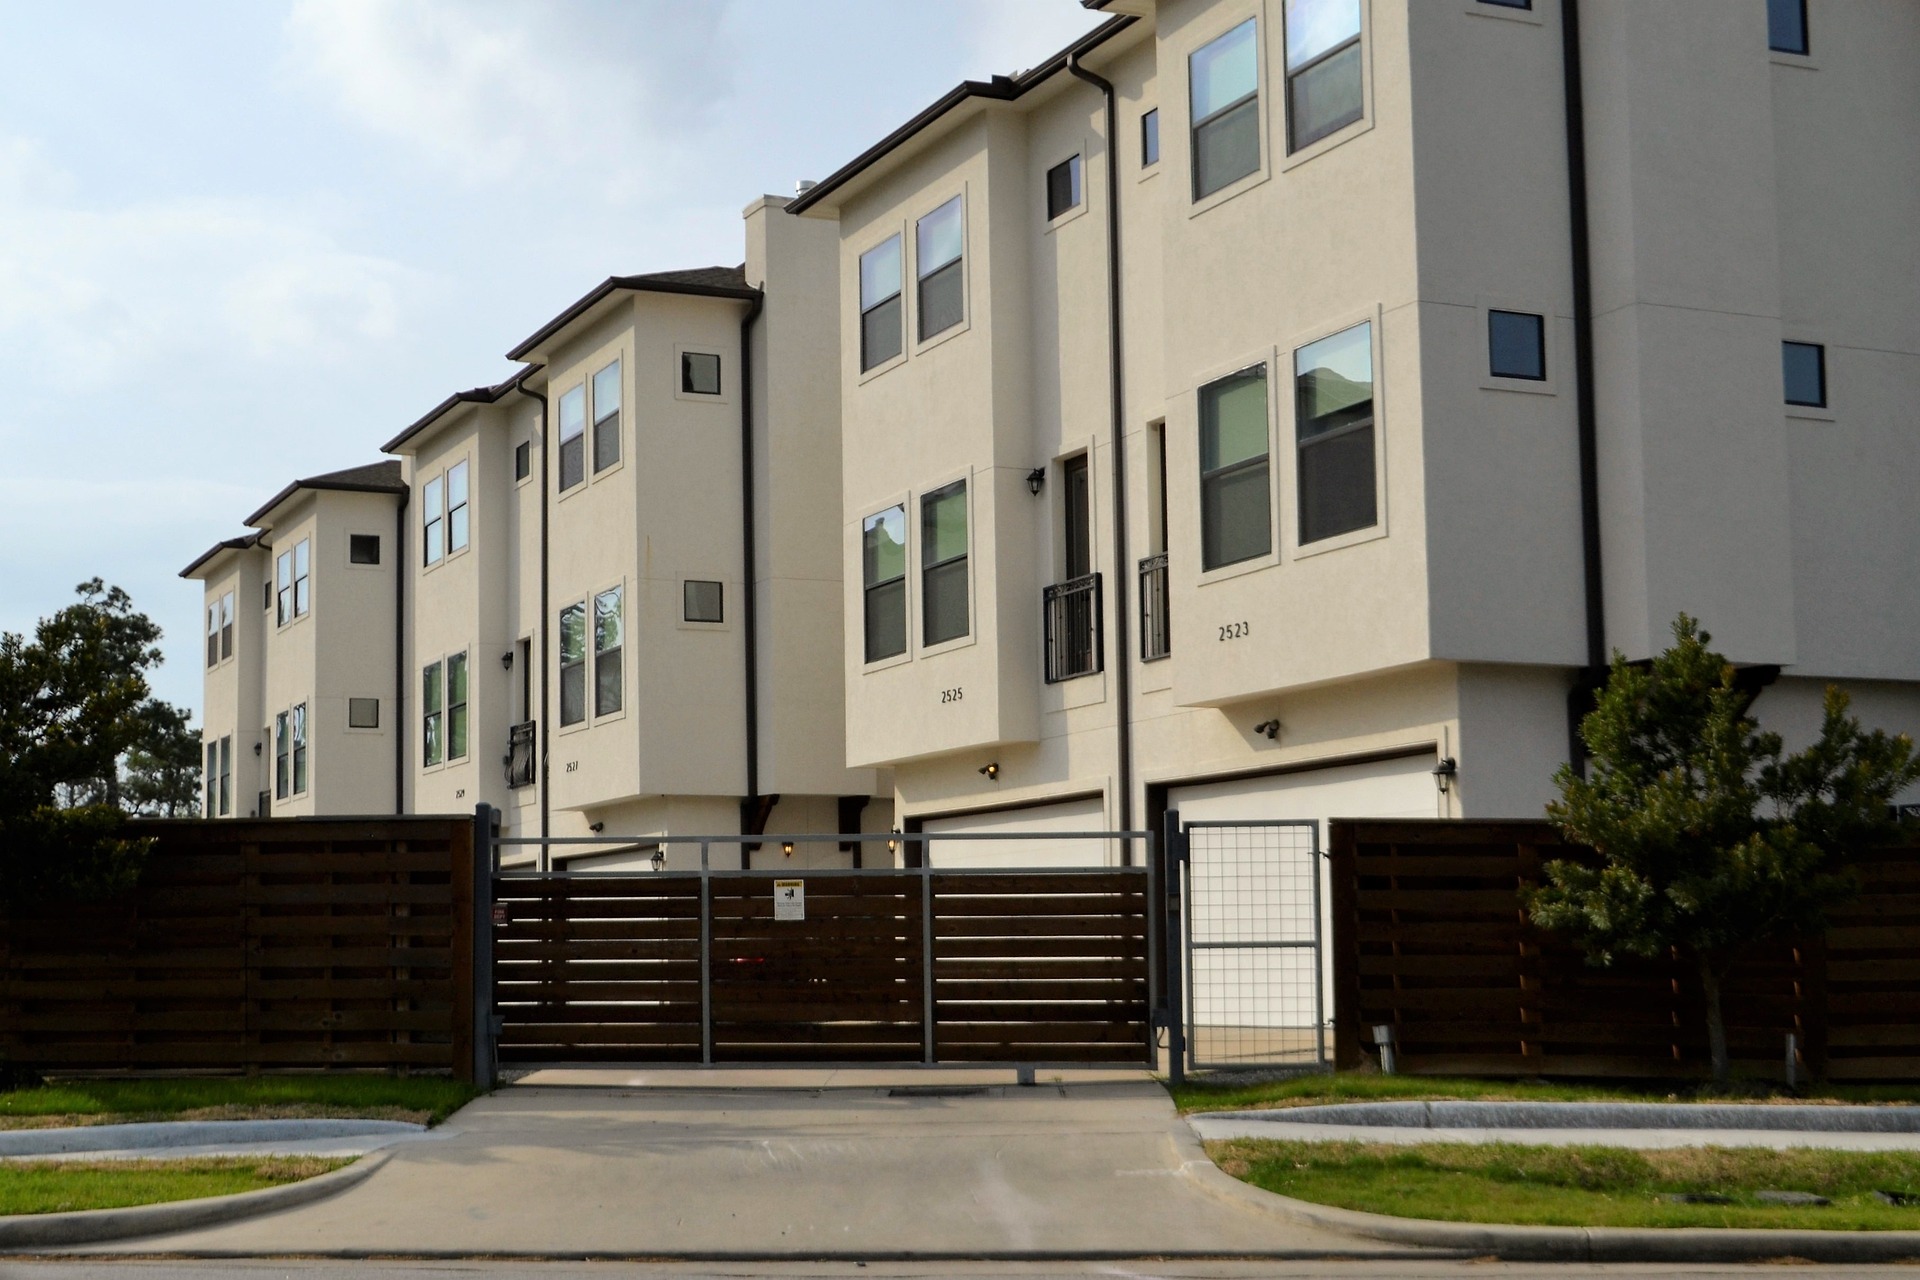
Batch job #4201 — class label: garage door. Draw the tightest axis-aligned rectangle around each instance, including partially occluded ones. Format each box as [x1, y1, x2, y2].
[919, 796, 1112, 868]
[1168, 752, 1439, 828]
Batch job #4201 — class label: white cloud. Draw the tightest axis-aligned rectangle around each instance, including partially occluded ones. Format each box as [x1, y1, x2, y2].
[960, 0, 1107, 80]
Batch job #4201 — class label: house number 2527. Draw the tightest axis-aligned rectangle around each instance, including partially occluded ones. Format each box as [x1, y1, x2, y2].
[1218, 621, 1250, 642]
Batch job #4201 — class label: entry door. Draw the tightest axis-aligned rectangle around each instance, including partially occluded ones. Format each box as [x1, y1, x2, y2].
[1062, 454, 1091, 580]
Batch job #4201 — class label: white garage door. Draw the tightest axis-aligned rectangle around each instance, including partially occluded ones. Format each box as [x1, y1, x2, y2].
[1169, 752, 1439, 830]
[919, 797, 1112, 868]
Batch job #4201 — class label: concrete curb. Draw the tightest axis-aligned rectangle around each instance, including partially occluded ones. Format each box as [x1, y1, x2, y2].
[1174, 1120, 1920, 1263]
[0, 1149, 390, 1250]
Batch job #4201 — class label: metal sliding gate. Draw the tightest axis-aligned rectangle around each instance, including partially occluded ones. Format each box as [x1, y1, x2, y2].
[468, 817, 1156, 1078]
[1164, 815, 1326, 1078]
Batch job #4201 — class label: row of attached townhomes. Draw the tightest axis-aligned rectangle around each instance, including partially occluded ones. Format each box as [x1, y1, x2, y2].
[187, 0, 1920, 875]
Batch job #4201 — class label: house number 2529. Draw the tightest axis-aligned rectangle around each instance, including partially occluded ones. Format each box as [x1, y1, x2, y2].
[1218, 621, 1250, 642]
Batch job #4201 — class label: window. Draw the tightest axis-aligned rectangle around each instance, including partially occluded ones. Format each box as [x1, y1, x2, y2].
[1296, 321, 1378, 544]
[921, 482, 969, 645]
[349, 534, 380, 565]
[1046, 155, 1082, 220]
[1479, 0, 1531, 7]
[1488, 310, 1546, 380]
[594, 587, 623, 717]
[1284, 0, 1364, 153]
[218, 735, 231, 817]
[916, 197, 965, 341]
[275, 540, 308, 624]
[446, 652, 469, 760]
[348, 697, 380, 729]
[1191, 18, 1260, 198]
[683, 580, 724, 624]
[515, 441, 531, 482]
[558, 385, 586, 491]
[1782, 341, 1826, 407]
[423, 474, 444, 566]
[558, 603, 587, 726]
[220, 592, 233, 660]
[448, 460, 469, 552]
[205, 741, 217, 817]
[1141, 108, 1160, 167]
[274, 712, 290, 800]
[681, 352, 721, 395]
[862, 507, 907, 663]
[592, 360, 620, 473]
[1768, 0, 1808, 54]
[1199, 367, 1273, 570]
[859, 235, 904, 372]
[206, 602, 220, 668]
[291, 703, 307, 795]
[423, 661, 443, 767]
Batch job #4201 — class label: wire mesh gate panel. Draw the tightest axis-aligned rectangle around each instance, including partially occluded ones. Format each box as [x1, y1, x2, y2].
[1183, 820, 1325, 1071]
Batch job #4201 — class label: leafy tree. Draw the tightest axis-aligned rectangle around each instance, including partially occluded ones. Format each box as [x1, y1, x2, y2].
[1529, 615, 1920, 1083]
[123, 701, 204, 818]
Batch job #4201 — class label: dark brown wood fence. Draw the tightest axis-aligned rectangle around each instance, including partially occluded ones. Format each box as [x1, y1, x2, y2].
[0, 818, 473, 1078]
[1330, 819, 1920, 1081]
[492, 869, 1151, 1066]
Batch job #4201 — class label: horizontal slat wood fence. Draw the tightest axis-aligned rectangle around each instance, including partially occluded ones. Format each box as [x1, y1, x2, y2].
[492, 870, 1152, 1066]
[0, 818, 473, 1078]
[1331, 820, 1920, 1081]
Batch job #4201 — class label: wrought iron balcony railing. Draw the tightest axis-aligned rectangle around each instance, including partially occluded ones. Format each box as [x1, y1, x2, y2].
[1138, 553, 1170, 662]
[1043, 573, 1103, 684]
[506, 720, 537, 789]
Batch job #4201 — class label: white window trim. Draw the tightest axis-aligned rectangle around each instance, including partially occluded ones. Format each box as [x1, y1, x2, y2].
[1278, 0, 1376, 172]
[1463, 0, 1544, 27]
[589, 580, 629, 727]
[344, 533, 384, 571]
[421, 658, 447, 772]
[672, 345, 731, 405]
[1283, 304, 1391, 561]
[274, 536, 313, 630]
[910, 187, 973, 356]
[1184, 6, 1273, 220]
[420, 455, 474, 572]
[1475, 299, 1563, 397]
[855, 495, 915, 674]
[288, 702, 310, 798]
[915, 468, 978, 658]
[1192, 346, 1284, 588]
[556, 343, 629, 500]
[855, 225, 910, 384]
[1050, 436, 1102, 585]
[1043, 145, 1092, 234]
[588, 356, 626, 482]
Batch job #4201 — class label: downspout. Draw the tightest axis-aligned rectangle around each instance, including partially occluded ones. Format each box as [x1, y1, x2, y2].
[394, 491, 408, 814]
[1067, 51, 1136, 845]
[514, 376, 551, 842]
[1560, 0, 1607, 769]
[738, 290, 767, 862]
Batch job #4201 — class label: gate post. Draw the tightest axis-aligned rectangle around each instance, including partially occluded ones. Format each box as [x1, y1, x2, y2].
[472, 803, 497, 1089]
[921, 859, 935, 1065]
[1163, 808, 1185, 1087]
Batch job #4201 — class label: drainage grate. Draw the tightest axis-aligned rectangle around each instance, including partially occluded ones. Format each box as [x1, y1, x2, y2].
[887, 1086, 988, 1098]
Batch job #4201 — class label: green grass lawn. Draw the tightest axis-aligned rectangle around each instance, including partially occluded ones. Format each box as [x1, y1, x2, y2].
[1208, 1138, 1920, 1230]
[1168, 1072, 1920, 1115]
[0, 1157, 349, 1216]
[0, 1077, 478, 1129]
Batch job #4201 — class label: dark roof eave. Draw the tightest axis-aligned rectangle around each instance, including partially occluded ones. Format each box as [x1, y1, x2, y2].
[243, 478, 408, 529]
[179, 534, 261, 580]
[505, 276, 762, 362]
[380, 368, 533, 455]
[787, 14, 1135, 216]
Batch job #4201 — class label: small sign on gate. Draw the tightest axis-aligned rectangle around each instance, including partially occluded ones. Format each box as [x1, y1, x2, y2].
[491, 903, 509, 926]
[773, 879, 805, 922]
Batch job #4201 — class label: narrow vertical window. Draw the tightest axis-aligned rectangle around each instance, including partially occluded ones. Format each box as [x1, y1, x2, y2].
[515, 441, 531, 481]
[447, 460, 470, 552]
[1488, 310, 1546, 380]
[220, 592, 233, 660]
[594, 587, 624, 717]
[592, 360, 621, 473]
[862, 507, 907, 662]
[423, 661, 443, 766]
[446, 651, 469, 760]
[275, 551, 293, 626]
[558, 385, 586, 491]
[1141, 108, 1161, 167]
[1191, 18, 1260, 198]
[218, 736, 232, 817]
[1295, 320, 1378, 544]
[916, 197, 965, 341]
[1199, 367, 1273, 570]
[291, 703, 307, 795]
[423, 475, 445, 565]
[1768, 0, 1808, 54]
[921, 482, 969, 646]
[1284, 0, 1364, 153]
[558, 603, 587, 726]
[206, 602, 220, 668]
[275, 712, 290, 800]
[859, 235, 904, 372]
[292, 539, 310, 617]
[205, 740, 218, 817]
[1046, 155, 1083, 220]
[1782, 341, 1826, 407]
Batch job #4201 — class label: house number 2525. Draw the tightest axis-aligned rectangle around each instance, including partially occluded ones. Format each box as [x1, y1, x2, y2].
[941, 687, 964, 703]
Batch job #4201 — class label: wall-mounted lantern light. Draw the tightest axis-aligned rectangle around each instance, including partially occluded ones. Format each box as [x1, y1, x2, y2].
[1432, 757, 1459, 794]
[501, 651, 514, 670]
[1026, 468, 1047, 496]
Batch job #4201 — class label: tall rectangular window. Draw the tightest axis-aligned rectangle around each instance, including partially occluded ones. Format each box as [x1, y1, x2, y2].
[1191, 18, 1260, 199]
[1782, 341, 1826, 407]
[218, 735, 231, 817]
[275, 549, 293, 625]
[1199, 367, 1272, 570]
[1285, 0, 1364, 152]
[916, 197, 965, 341]
[1061, 453, 1092, 580]
[1046, 154, 1083, 220]
[292, 539, 309, 617]
[447, 460, 470, 553]
[205, 740, 218, 817]
[515, 441, 531, 481]
[860, 235, 903, 372]
[206, 601, 220, 668]
[592, 360, 621, 473]
[275, 712, 289, 800]
[423, 661, 443, 766]
[291, 703, 307, 795]
[1296, 321, 1378, 544]
[558, 603, 587, 726]
[594, 587, 623, 717]
[862, 506, 907, 663]
[423, 474, 445, 565]
[1768, 0, 1808, 54]
[1141, 107, 1160, 167]
[220, 592, 233, 660]
[446, 651, 469, 760]
[921, 482, 969, 646]
[558, 385, 586, 491]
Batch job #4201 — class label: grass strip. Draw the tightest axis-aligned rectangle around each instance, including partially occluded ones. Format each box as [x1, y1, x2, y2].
[0, 1077, 478, 1129]
[1208, 1138, 1920, 1230]
[0, 1157, 348, 1216]
[1168, 1072, 1920, 1116]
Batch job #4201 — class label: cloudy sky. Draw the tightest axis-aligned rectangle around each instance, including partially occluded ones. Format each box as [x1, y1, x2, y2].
[0, 0, 1105, 719]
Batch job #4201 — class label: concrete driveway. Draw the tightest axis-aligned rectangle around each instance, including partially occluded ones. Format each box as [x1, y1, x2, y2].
[70, 1068, 1419, 1260]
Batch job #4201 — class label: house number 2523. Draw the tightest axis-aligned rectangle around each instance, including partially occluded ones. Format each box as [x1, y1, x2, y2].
[1218, 621, 1250, 642]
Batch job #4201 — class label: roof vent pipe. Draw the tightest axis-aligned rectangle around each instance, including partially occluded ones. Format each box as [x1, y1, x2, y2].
[795, 179, 817, 196]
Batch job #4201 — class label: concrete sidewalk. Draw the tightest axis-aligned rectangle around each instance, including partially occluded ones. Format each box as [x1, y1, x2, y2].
[64, 1069, 1419, 1260]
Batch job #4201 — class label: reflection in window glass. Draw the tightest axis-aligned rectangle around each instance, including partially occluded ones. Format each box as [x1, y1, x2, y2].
[291, 703, 308, 795]
[423, 661, 443, 767]
[594, 587, 624, 717]
[916, 198, 965, 340]
[1142, 108, 1160, 166]
[1046, 155, 1083, 220]
[1285, 0, 1364, 152]
[921, 482, 969, 646]
[1199, 368, 1272, 570]
[1190, 19, 1261, 198]
[558, 385, 586, 491]
[448, 461, 470, 552]
[682, 351, 722, 395]
[559, 603, 586, 726]
[447, 651, 469, 760]
[1295, 321, 1378, 544]
[862, 507, 907, 662]
[423, 476, 444, 564]
[860, 235, 904, 371]
[592, 361, 621, 473]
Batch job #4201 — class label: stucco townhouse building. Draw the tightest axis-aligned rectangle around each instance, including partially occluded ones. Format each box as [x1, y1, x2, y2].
[189, 0, 1918, 872]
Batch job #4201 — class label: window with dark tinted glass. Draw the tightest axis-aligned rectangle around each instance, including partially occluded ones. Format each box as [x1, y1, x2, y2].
[594, 587, 623, 717]
[1296, 321, 1378, 544]
[860, 235, 903, 372]
[862, 507, 907, 662]
[1285, 0, 1364, 152]
[1488, 310, 1546, 381]
[1191, 19, 1260, 199]
[1141, 108, 1160, 166]
[558, 385, 586, 491]
[1046, 155, 1082, 220]
[347, 697, 379, 729]
[916, 197, 965, 341]
[558, 603, 586, 726]
[515, 441, 531, 481]
[1768, 0, 1808, 54]
[1479, 0, 1530, 8]
[1199, 367, 1272, 570]
[446, 652, 469, 759]
[921, 483, 969, 645]
[591, 360, 620, 473]
[349, 534, 380, 565]
[682, 351, 721, 395]
[422, 662, 443, 766]
[684, 579, 723, 624]
[1782, 341, 1825, 407]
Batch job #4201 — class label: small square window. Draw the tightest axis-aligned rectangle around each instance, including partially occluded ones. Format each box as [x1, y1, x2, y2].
[1782, 341, 1826, 408]
[1141, 108, 1160, 167]
[683, 579, 724, 624]
[347, 697, 380, 729]
[682, 351, 722, 396]
[349, 534, 381, 565]
[1478, 0, 1530, 8]
[1488, 310, 1546, 381]
[1046, 154, 1082, 221]
[1768, 0, 1808, 55]
[515, 441, 531, 481]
